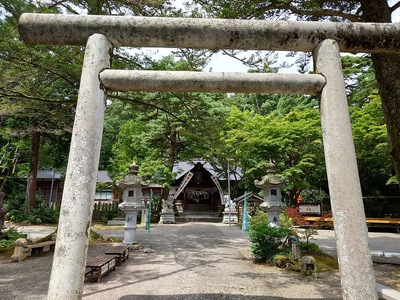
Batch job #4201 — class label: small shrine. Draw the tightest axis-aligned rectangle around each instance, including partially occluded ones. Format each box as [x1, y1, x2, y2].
[254, 161, 287, 227]
[117, 161, 149, 244]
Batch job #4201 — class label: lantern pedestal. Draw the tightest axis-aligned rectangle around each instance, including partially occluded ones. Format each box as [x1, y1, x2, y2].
[119, 203, 143, 244]
[260, 204, 283, 227]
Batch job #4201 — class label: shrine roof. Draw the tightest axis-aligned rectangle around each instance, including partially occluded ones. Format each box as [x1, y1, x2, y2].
[173, 160, 217, 180]
[37, 169, 63, 179]
[173, 160, 239, 181]
[97, 170, 112, 183]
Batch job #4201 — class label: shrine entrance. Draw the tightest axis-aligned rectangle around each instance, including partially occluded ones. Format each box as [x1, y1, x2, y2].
[18, 13, 400, 300]
[173, 161, 224, 212]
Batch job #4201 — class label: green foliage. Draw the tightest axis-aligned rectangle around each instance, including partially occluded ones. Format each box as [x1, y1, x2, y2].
[249, 211, 290, 262]
[101, 210, 117, 223]
[6, 192, 59, 224]
[298, 241, 323, 255]
[27, 208, 59, 224]
[279, 211, 293, 229]
[106, 55, 229, 191]
[6, 209, 26, 223]
[300, 189, 329, 203]
[217, 106, 326, 204]
[350, 94, 394, 195]
[0, 227, 27, 250]
[342, 55, 377, 107]
[7, 207, 59, 224]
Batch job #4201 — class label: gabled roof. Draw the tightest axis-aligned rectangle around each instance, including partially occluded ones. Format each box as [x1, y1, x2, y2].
[233, 192, 263, 204]
[97, 170, 112, 183]
[173, 160, 240, 181]
[37, 169, 63, 179]
[37, 169, 112, 183]
[173, 160, 218, 180]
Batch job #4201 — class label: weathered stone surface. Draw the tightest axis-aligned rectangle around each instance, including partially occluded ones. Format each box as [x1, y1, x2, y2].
[314, 39, 377, 300]
[19, 14, 400, 53]
[300, 256, 317, 279]
[100, 70, 326, 95]
[47, 34, 112, 300]
[11, 238, 30, 262]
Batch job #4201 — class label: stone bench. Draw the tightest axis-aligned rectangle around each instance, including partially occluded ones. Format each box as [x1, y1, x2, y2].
[85, 255, 117, 283]
[11, 238, 56, 262]
[28, 240, 56, 255]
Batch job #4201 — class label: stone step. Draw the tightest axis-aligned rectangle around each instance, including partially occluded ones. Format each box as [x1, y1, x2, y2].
[175, 215, 223, 223]
[181, 210, 220, 216]
[186, 204, 212, 211]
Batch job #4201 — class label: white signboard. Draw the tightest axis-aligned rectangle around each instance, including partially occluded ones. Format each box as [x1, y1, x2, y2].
[299, 203, 321, 215]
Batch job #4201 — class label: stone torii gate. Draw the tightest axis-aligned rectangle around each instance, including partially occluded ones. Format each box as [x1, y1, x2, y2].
[18, 13, 400, 300]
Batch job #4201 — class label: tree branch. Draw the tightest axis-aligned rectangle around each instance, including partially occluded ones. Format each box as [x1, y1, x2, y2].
[389, 1, 400, 13]
[109, 94, 195, 133]
[0, 88, 75, 106]
[281, 3, 361, 22]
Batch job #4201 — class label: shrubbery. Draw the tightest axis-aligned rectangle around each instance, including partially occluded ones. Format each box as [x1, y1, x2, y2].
[7, 207, 59, 224]
[0, 227, 28, 251]
[6, 193, 59, 224]
[248, 209, 338, 273]
[249, 211, 290, 262]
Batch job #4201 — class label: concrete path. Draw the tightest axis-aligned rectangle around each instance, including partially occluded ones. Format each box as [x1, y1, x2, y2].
[313, 229, 400, 262]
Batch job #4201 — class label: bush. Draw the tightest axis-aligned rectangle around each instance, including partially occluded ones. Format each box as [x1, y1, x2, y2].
[27, 208, 59, 224]
[298, 241, 322, 255]
[279, 211, 293, 229]
[0, 227, 27, 251]
[101, 210, 117, 223]
[249, 211, 290, 263]
[7, 207, 59, 224]
[285, 207, 311, 226]
[6, 190, 59, 224]
[7, 209, 28, 223]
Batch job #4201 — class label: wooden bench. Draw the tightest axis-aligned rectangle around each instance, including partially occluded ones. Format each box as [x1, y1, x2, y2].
[85, 255, 117, 283]
[105, 245, 129, 266]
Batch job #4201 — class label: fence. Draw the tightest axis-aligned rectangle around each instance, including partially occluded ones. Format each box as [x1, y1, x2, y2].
[92, 201, 119, 221]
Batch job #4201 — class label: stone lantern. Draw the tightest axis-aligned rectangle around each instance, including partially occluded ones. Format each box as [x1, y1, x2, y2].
[117, 161, 149, 245]
[254, 161, 287, 227]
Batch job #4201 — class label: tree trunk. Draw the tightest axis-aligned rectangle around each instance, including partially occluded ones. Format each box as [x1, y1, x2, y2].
[372, 54, 400, 183]
[360, 0, 400, 183]
[26, 129, 40, 211]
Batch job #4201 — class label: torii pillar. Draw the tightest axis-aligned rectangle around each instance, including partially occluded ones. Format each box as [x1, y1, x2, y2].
[46, 34, 112, 300]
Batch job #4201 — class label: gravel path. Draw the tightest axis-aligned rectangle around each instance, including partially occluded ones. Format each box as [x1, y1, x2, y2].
[82, 223, 343, 300]
[1, 222, 397, 300]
